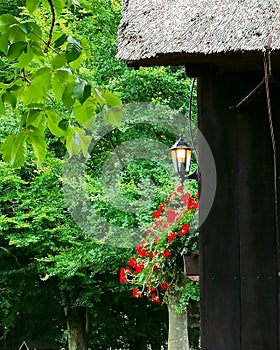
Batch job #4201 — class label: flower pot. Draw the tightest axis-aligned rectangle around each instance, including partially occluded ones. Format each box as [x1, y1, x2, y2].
[183, 255, 199, 276]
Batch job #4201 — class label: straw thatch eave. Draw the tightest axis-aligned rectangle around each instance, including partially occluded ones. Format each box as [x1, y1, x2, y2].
[117, 0, 280, 70]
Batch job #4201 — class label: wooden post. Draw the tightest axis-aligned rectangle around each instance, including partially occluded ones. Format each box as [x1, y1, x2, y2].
[198, 70, 279, 350]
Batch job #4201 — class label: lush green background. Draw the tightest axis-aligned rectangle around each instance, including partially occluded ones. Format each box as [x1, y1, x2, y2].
[0, 0, 199, 349]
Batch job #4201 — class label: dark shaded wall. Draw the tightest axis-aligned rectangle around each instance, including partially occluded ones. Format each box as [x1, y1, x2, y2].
[198, 69, 280, 350]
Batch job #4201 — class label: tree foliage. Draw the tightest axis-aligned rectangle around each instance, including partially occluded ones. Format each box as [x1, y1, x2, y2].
[0, 0, 121, 168]
[0, 0, 200, 349]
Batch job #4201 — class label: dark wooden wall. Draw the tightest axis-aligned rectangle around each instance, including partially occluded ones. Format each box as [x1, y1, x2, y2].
[198, 70, 280, 350]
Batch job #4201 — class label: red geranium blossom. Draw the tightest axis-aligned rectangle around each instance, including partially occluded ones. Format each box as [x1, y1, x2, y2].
[128, 257, 137, 268]
[177, 185, 184, 192]
[164, 249, 171, 258]
[152, 210, 161, 219]
[119, 267, 128, 284]
[151, 293, 160, 303]
[179, 224, 190, 236]
[134, 264, 144, 275]
[159, 201, 167, 212]
[166, 208, 177, 225]
[168, 232, 177, 242]
[161, 282, 169, 290]
[132, 288, 143, 298]
[136, 244, 147, 258]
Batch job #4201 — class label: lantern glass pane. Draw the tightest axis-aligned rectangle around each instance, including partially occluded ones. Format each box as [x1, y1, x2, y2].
[185, 149, 192, 172]
[171, 150, 179, 173]
[177, 148, 186, 164]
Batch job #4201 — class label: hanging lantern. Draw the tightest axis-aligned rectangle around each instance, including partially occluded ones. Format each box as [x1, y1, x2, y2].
[170, 135, 192, 186]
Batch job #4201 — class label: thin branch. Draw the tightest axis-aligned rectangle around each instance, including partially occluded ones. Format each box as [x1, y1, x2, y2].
[22, 68, 31, 84]
[108, 135, 126, 169]
[0, 246, 20, 266]
[44, 0, 56, 53]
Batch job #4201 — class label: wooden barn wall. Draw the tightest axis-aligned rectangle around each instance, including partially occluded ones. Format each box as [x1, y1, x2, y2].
[198, 70, 280, 350]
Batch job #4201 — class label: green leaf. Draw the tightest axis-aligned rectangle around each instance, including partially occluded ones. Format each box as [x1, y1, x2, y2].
[7, 41, 27, 61]
[73, 96, 96, 125]
[0, 32, 9, 54]
[62, 82, 75, 108]
[51, 52, 67, 69]
[102, 105, 122, 128]
[0, 14, 18, 32]
[26, 0, 41, 14]
[53, 33, 68, 48]
[102, 91, 122, 107]
[18, 45, 34, 67]
[29, 40, 43, 56]
[58, 119, 69, 132]
[66, 36, 82, 63]
[53, 0, 64, 16]
[28, 22, 43, 41]
[8, 24, 26, 43]
[26, 110, 46, 131]
[46, 110, 66, 137]
[69, 52, 83, 70]
[3, 91, 17, 108]
[73, 80, 91, 104]
[0, 97, 5, 115]
[22, 67, 52, 105]
[52, 68, 74, 102]
[26, 126, 47, 166]
[92, 88, 106, 107]
[66, 127, 91, 157]
[1, 132, 27, 168]
[101, 91, 122, 128]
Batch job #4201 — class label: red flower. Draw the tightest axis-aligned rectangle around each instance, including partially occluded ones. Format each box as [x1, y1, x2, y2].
[181, 192, 191, 206]
[161, 282, 168, 290]
[164, 249, 171, 258]
[136, 244, 147, 258]
[153, 236, 159, 245]
[146, 228, 152, 235]
[128, 257, 137, 268]
[132, 288, 143, 298]
[177, 185, 184, 192]
[187, 197, 198, 210]
[148, 252, 154, 259]
[168, 232, 176, 242]
[154, 220, 163, 228]
[166, 208, 176, 225]
[152, 210, 161, 219]
[159, 201, 167, 212]
[119, 267, 127, 284]
[179, 223, 190, 236]
[182, 223, 190, 232]
[153, 265, 159, 271]
[134, 264, 144, 275]
[151, 293, 160, 303]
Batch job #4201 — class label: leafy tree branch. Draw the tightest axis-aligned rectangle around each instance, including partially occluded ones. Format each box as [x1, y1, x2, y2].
[45, 0, 56, 53]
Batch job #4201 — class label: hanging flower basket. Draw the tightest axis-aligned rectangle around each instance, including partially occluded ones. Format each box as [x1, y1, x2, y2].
[120, 186, 199, 303]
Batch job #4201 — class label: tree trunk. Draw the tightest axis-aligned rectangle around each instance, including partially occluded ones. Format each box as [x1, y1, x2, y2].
[167, 294, 189, 350]
[61, 289, 88, 350]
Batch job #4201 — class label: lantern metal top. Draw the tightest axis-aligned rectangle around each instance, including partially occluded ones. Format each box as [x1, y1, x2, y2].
[170, 135, 191, 152]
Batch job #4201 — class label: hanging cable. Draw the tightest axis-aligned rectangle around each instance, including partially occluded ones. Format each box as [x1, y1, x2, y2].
[264, 8, 280, 345]
[187, 77, 198, 160]
[263, 48, 279, 252]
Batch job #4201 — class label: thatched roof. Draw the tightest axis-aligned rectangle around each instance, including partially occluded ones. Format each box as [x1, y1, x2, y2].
[117, 0, 280, 69]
